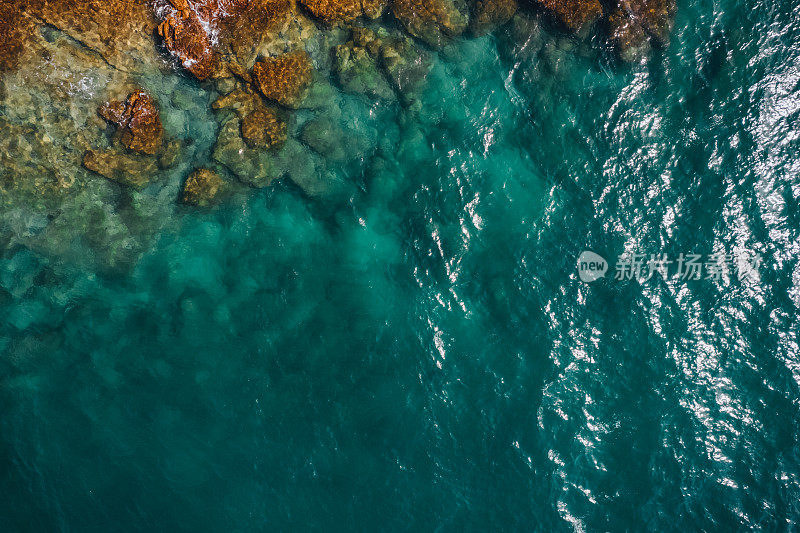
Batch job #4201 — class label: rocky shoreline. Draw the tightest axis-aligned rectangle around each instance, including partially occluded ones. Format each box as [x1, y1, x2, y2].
[0, 0, 676, 266]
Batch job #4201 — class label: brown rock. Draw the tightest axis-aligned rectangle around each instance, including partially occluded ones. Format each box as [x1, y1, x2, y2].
[300, 0, 362, 22]
[608, 8, 650, 62]
[241, 108, 287, 149]
[159, 139, 183, 169]
[83, 148, 159, 189]
[181, 168, 226, 206]
[212, 86, 263, 116]
[152, 0, 293, 79]
[252, 51, 314, 108]
[471, 0, 518, 35]
[532, 0, 603, 36]
[0, 1, 31, 72]
[392, 0, 468, 47]
[158, 8, 216, 80]
[625, 0, 676, 46]
[299, 0, 387, 23]
[99, 91, 164, 155]
[362, 0, 388, 18]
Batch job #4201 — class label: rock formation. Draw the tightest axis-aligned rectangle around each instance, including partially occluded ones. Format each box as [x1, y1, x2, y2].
[530, 0, 603, 36]
[334, 29, 396, 101]
[333, 27, 431, 105]
[5, 0, 160, 74]
[252, 51, 314, 108]
[181, 168, 227, 206]
[153, 0, 294, 79]
[608, 8, 651, 63]
[392, 0, 469, 47]
[298, 0, 387, 24]
[99, 91, 164, 155]
[158, 4, 217, 80]
[607, 0, 677, 61]
[471, 0, 519, 35]
[241, 108, 287, 149]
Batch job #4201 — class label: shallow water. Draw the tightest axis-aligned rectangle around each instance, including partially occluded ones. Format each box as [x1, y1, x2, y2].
[2, 0, 800, 530]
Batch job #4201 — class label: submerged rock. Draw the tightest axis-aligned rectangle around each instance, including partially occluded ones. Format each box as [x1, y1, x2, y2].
[212, 85, 263, 116]
[333, 27, 432, 104]
[83, 148, 159, 189]
[300, 116, 373, 163]
[624, 0, 677, 47]
[471, 0, 518, 35]
[241, 108, 287, 149]
[252, 51, 314, 108]
[392, 0, 469, 47]
[213, 117, 280, 187]
[158, 139, 184, 169]
[531, 0, 603, 36]
[300, 118, 348, 162]
[607, 0, 676, 61]
[333, 29, 395, 101]
[380, 35, 433, 104]
[181, 168, 226, 206]
[1, 0, 161, 74]
[608, 8, 651, 63]
[153, 0, 295, 79]
[299, 0, 387, 24]
[99, 91, 164, 155]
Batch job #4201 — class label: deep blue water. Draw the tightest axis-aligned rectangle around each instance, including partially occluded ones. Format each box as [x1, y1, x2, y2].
[3, 0, 800, 530]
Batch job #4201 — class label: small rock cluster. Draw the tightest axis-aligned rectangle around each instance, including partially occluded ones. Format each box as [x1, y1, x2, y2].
[99, 91, 164, 155]
[334, 27, 432, 104]
[83, 90, 182, 190]
[471, 0, 519, 36]
[392, 0, 469, 47]
[0, 0, 678, 217]
[298, 0, 387, 24]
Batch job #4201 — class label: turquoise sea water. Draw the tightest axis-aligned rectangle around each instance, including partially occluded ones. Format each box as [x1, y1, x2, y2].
[3, 0, 800, 530]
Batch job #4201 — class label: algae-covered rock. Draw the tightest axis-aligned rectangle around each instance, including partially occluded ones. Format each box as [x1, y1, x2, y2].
[299, 0, 388, 24]
[252, 51, 314, 108]
[392, 0, 468, 47]
[608, 8, 651, 63]
[606, 0, 676, 61]
[181, 168, 227, 206]
[83, 148, 159, 189]
[212, 86, 264, 116]
[212, 117, 280, 187]
[158, 139, 184, 169]
[334, 31, 395, 101]
[299, 0, 361, 23]
[300, 118, 348, 162]
[1, 0, 161, 75]
[0, 1, 30, 72]
[625, 0, 677, 47]
[362, 0, 388, 18]
[153, 0, 294, 80]
[380, 35, 433, 104]
[99, 91, 164, 155]
[158, 8, 216, 80]
[241, 108, 287, 149]
[471, 0, 518, 35]
[532, 0, 603, 36]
